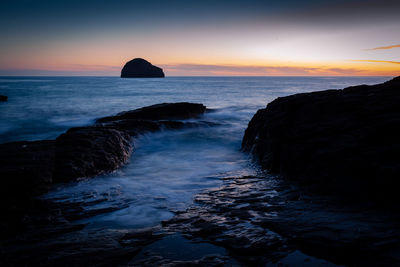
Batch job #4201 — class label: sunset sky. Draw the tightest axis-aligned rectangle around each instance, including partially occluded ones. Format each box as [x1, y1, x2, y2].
[0, 0, 399, 76]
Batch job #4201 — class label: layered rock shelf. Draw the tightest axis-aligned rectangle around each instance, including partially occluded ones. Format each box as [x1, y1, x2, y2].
[2, 78, 400, 266]
[242, 76, 400, 203]
[0, 102, 206, 200]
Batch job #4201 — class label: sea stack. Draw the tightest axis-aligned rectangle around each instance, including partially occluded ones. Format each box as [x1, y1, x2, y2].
[121, 58, 165, 78]
[0, 95, 7, 101]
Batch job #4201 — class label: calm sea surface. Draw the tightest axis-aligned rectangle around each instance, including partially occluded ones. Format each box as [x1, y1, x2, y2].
[0, 76, 390, 229]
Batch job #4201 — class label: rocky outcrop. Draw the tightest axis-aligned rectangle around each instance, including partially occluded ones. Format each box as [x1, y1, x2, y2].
[0, 128, 132, 209]
[120, 58, 164, 78]
[0, 140, 55, 199]
[163, 175, 400, 266]
[0, 95, 7, 101]
[97, 102, 206, 123]
[0, 102, 206, 200]
[98, 119, 186, 136]
[53, 127, 132, 183]
[242, 76, 400, 202]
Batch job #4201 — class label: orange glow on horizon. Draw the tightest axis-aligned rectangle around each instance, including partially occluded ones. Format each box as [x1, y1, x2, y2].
[1, 59, 399, 76]
[1, 37, 399, 76]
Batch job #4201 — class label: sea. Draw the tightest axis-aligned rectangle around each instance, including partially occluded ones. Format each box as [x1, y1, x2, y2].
[0, 76, 390, 230]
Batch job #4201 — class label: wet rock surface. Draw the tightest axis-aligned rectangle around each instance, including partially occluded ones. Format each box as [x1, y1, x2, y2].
[0, 140, 55, 198]
[129, 255, 233, 266]
[0, 102, 209, 243]
[96, 102, 206, 123]
[3, 75, 400, 266]
[53, 126, 133, 182]
[1, 225, 164, 266]
[163, 175, 400, 266]
[121, 58, 164, 78]
[242, 76, 400, 203]
[98, 119, 218, 136]
[0, 128, 132, 205]
[0, 102, 206, 193]
[3, 173, 398, 266]
[0, 140, 56, 237]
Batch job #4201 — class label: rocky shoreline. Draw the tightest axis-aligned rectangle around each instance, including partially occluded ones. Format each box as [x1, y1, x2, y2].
[3, 172, 398, 266]
[242, 76, 400, 204]
[0, 102, 206, 236]
[163, 174, 400, 266]
[0, 102, 206, 195]
[1, 78, 400, 266]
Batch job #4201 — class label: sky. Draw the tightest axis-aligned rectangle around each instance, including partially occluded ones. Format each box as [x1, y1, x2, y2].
[0, 0, 399, 76]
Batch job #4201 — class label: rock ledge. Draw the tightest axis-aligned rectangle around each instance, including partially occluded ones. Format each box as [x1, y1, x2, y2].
[242, 76, 400, 202]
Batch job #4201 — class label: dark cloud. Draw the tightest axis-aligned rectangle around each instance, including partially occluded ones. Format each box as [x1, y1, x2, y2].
[2, 0, 398, 35]
[277, 0, 400, 28]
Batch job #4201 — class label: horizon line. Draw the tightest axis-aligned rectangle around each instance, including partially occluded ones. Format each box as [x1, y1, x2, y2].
[0, 75, 395, 78]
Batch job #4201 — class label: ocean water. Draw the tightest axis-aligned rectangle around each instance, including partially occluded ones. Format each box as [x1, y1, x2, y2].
[0, 76, 390, 229]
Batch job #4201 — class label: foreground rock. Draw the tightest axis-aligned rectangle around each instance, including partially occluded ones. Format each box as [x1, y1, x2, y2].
[0, 128, 133, 200]
[0, 95, 7, 101]
[53, 127, 132, 182]
[163, 175, 400, 266]
[242, 76, 400, 203]
[0, 140, 56, 238]
[0, 140, 55, 199]
[2, 172, 399, 266]
[0, 102, 206, 200]
[121, 58, 164, 78]
[97, 102, 206, 123]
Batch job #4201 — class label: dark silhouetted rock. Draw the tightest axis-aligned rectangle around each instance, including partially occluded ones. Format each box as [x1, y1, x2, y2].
[0, 128, 132, 200]
[97, 102, 206, 123]
[0, 141, 56, 237]
[242, 76, 400, 202]
[164, 175, 400, 266]
[0, 101, 209, 233]
[0, 102, 208, 199]
[0, 140, 55, 199]
[99, 119, 187, 136]
[102, 119, 162, 136]
[121, 58, 164, 78]
[0, 95, 7, 101]
[53, 126, 133, 182]
[0, 101, 214, 261]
